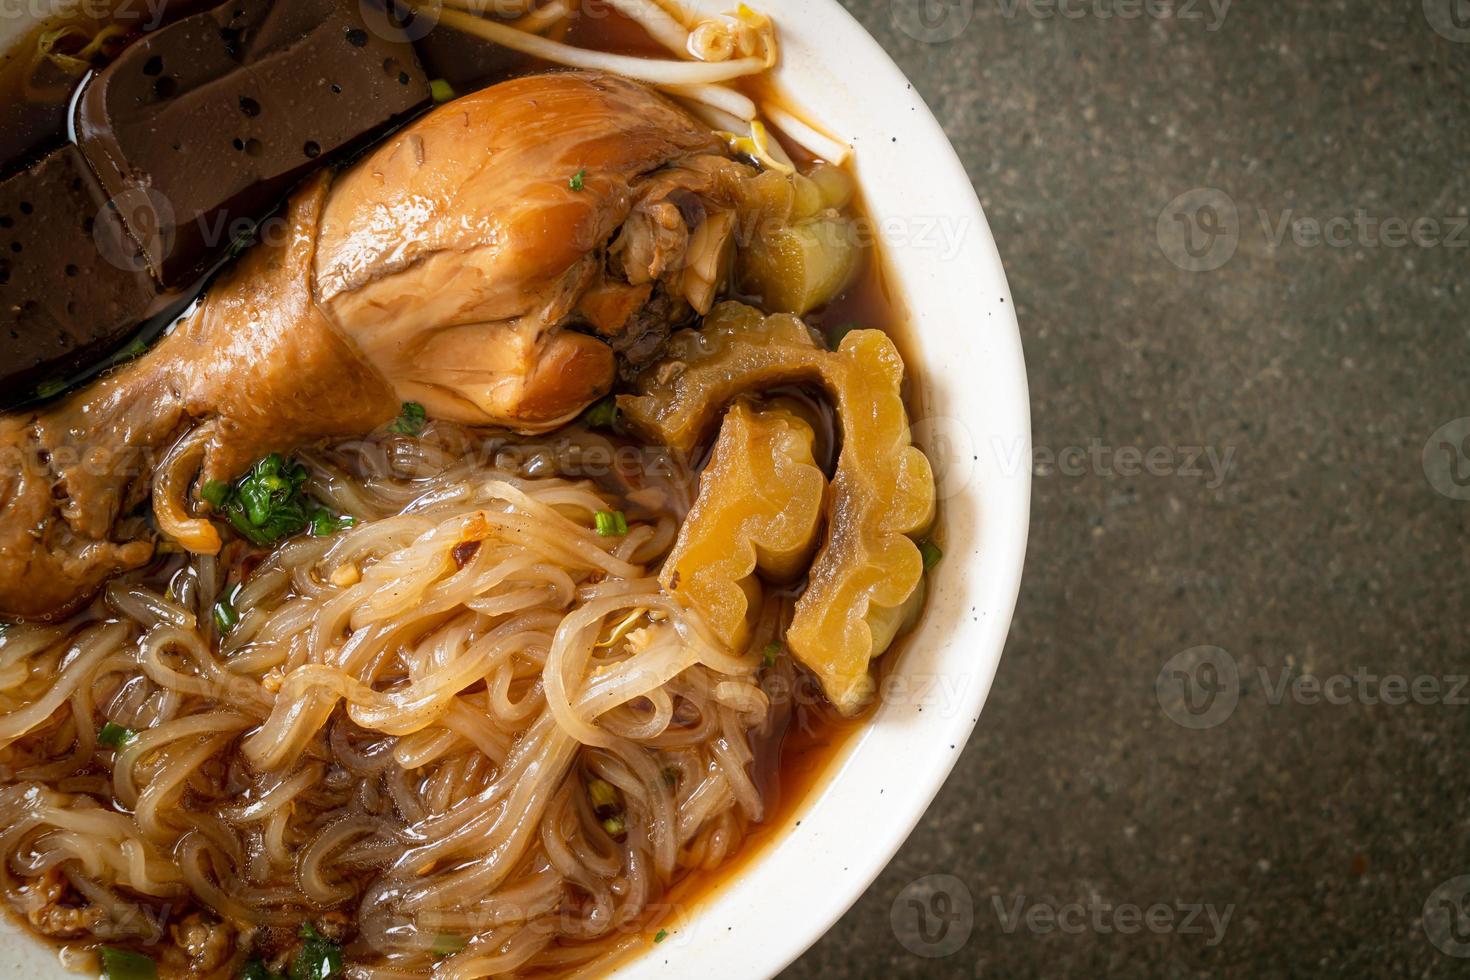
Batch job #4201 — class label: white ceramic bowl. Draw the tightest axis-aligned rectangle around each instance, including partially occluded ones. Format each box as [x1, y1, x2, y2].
[0, 1, 1028, 976]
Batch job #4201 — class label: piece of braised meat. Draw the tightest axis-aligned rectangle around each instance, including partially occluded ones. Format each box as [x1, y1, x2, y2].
[0, 71, 756, 621]
[314, 71, 752, 427]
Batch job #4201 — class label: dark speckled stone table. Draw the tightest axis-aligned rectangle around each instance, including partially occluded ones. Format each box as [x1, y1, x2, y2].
[784, 1, 1470, 977]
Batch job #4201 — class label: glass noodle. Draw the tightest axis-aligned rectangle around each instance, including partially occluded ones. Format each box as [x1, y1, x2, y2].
[0, 425, 784, 977]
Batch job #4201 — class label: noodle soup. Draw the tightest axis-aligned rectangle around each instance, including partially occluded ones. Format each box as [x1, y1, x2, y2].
[0, 2, 940, 977]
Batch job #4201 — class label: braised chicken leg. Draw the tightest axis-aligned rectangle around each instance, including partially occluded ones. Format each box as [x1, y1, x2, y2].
[0, 72, 757, 620]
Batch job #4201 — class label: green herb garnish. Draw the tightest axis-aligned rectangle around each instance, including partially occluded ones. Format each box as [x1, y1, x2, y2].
[291, 922, 343, 980]
[239, 959, 286, 980]
[589, 777, 625, 837]
[569, 169, 586, 191]
[429, 78, 456, 103]
[118, 335, 150, 360]
[582, 395, 619, 429]
[100, 947, 157, 980]
[35, 378, 67, 399]
[213, 592, 239, 634]
[430, 933, 467, 957]
[388, 401, 427, 436]
[97, 722, 137, 749]
[594, 510, 628, 537]
[761, 641, 781, 668]
[201, 479, 230, 508]
[204, 456, 350, 547]
[310, 511, 356, 537]
[209, 454, 313, 546]
[588, 778, 619, 811]
[654, 928, 669, 943]
[917, 539, 943, 571]
[228, 227, 255, 260]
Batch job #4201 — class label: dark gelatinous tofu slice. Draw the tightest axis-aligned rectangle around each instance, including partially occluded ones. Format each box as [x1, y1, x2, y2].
[0, 145, 157, 401]
[76, 0, 429, 286]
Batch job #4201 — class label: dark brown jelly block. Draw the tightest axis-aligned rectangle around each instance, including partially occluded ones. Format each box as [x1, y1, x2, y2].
[0, 145, 157, 401]
[76, 0, 429, 286]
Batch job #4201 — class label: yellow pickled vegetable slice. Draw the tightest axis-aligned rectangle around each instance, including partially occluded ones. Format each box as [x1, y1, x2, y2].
[623, 302, 936, 714]
[740, 216, 858, 316]
[660, 401, 826, 651]
[788, 329, 935, 712]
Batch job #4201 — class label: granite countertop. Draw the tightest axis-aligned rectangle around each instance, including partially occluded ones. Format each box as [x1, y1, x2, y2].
[785, 2, 1470, 977]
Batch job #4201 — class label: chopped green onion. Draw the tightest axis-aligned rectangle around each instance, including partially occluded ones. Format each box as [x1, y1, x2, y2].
[310, 510, 356, 537]
[761, 641, 781, 668]
[388, 401, 427, 436]
[208, 454, 318, 546]
[569, 168, 586, 191]
[430, 933, 466, 957]
[119, 335, 150, 360]
[588, 778, 619, 812]
[594, 510, 628, 537]
[213, 592, 239, 633]
[35, 379, 67, 399]
[97, 722, 137, 749]
[429, 78, 456, 103]
[100, 947, 157, 980]
[826, 322, 859, 350]
[582, 395, 619, 429]
[918, 539, 943, 571]
[239, 959, 286, 980]
[200, 479, 230, 508]
[291, 922, 343, 980]
[228, 227, 255, 259]
[654, 928, 669, 943]
[589, 777, 625, 837]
